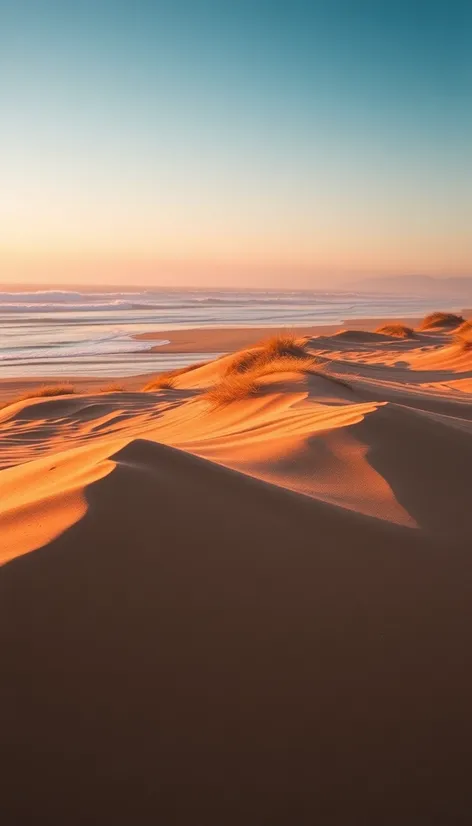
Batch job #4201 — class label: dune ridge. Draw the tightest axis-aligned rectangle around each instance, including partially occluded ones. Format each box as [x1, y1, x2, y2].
[2, 321, 472, 824]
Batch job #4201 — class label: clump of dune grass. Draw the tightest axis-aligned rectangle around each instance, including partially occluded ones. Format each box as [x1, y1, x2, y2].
[0, 384, 75, 410]
[99, 383, 125, 393]
[224, 348, 262, 375]
[256, 354, 317, 376]
[206, 346, 349, 408]
[225, 332, 308, 376]
[205, 371, 261, 407]
[375, 323, 415, 338]
[19, 384, 75, 400]
[419, 312, 464, 331]
[261, 354, 349, 385]
[259, 333, 308, 359]
[143, 374, 177, 391]
[35, 384, 73, 396]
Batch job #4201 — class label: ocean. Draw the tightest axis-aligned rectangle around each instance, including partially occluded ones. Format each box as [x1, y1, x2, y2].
[0, 287, 463, 378]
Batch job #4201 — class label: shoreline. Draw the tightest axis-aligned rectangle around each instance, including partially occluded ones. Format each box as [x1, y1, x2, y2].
[0, 314, 438, 404]
[133, 315, 424, 353]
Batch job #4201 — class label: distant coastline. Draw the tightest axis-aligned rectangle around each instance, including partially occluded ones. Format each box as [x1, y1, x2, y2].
[1, 286, 468, 380]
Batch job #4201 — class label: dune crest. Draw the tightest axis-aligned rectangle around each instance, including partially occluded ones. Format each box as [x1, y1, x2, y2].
[1, 325, 471, 556]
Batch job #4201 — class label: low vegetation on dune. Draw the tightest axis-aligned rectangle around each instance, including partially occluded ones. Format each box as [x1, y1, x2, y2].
[0, 384, 75, 410]
[143, 360, 208, 391]
[205, 371, 261, 406]
[258, 333, 308, 359]
[223, 348, 262, 375]
[206, 334, 348, 407]
[144, 335, 348, 407]
[259, 354, 316, 374]
[225, 333, 308, 376]
[419, 312, 464, 331]
[99, 383, 125, 392]
[25, 384, 75, 397]
[375, 323, 415, 338]
[143, 375, 177, 391]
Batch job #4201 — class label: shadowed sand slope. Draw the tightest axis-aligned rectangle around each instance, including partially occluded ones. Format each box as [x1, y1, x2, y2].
[2, 439, 472, 825]
[1, 327, 472, 824]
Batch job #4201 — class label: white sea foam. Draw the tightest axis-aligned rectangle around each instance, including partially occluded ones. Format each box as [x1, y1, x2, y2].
[0, 287, 464, 378]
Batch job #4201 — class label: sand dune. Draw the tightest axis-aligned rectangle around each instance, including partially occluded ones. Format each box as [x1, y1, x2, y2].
[2, 323, 472, 824]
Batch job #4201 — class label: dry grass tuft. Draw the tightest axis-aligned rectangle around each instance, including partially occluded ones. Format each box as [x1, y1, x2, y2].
[225, 332, 307, 376]
[25, 384, 75, 398]
[206, 346, 349, 407]
[143, 374, 177, 391]
[205, 372, 260, 407]
[419, 312, 464, 331]
[258, 333, 308, 359]
[99, 383, 125, 393]
[224, 349, 261, 375]
[254, 354, 349, 386]
[375, 323, 415, 338]
[257, 354, 316, 375]
[0, 384, 75, 410]
[19, 384, 75, 400]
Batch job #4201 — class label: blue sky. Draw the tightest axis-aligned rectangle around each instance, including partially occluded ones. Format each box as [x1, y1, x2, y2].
[1, 0, 471, 286]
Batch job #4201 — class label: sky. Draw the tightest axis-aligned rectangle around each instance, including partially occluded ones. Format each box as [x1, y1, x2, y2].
[1, 0, 471, 288]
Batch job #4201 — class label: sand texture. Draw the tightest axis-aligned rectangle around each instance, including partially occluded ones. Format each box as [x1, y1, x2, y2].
[1, 320, 472, 824]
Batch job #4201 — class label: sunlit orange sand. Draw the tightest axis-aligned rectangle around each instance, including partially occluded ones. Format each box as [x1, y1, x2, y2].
[2, 318, 472, 824]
